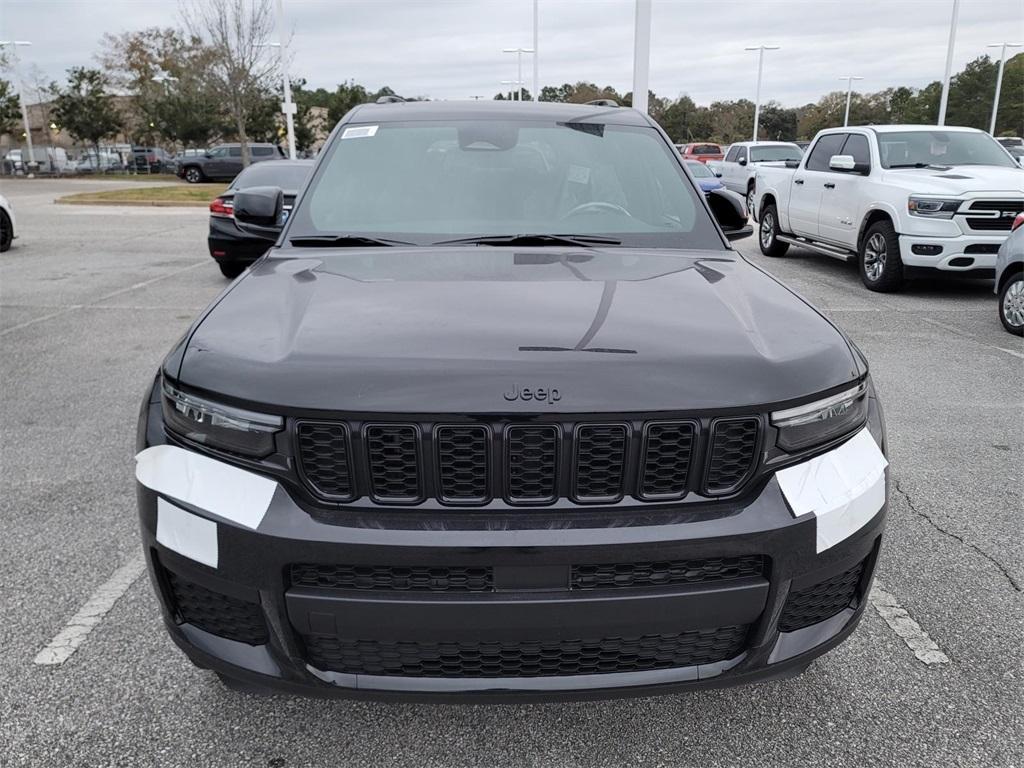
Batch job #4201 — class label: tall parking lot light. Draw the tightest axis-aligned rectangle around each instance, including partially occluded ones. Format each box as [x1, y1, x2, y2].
[937, 0, 960, 126]
[745, 44, 779, 142]
[839, 76, 864, 127]
[632, 0, 652, 114]
[0, 41, 34, 167]
[503, 47, 534, 101]
[987, 42, 1022, 135]
[533, 0, 539, 102]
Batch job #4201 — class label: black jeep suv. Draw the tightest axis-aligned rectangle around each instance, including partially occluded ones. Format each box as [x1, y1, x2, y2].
[136, 101, 888, 700]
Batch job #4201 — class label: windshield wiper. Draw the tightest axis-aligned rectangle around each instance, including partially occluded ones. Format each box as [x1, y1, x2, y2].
[289, 234, 415, 247]
[433, 233, 621, 247]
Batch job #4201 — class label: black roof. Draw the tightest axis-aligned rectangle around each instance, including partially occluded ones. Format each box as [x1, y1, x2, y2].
[347, 100, 653, 126]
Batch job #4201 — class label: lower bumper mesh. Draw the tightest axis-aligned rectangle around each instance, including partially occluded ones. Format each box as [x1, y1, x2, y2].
[778, 559, 866, 632]
[165, 570, 268, 645]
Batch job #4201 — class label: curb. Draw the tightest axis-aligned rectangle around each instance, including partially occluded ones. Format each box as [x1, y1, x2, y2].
[54, 198, 211, 208]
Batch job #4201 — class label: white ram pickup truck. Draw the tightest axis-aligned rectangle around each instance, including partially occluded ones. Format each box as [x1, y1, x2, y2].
[754, 125, 1024, 291]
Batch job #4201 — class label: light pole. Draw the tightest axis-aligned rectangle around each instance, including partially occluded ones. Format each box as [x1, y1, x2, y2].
[937, 0, 960, 126]
[987, 42, 1022, 135]
[503, 47, 534, 101]
[258, 7, 297, 159]
[533, 0, 539, 101]
[500, 80, 523, 100]
[839, 76, 864, 127]
[0, 40, 34, 168]
[745, 44, 779, 142]
[632, 0, 651, 113]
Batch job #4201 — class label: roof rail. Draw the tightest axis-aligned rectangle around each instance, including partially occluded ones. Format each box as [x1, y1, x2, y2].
[585, 98, 619, 107]
[375, 95, 406, 104]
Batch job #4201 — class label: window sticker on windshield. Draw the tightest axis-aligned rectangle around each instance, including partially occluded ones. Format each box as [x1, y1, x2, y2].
[342, 125, 379, 139]
[568, 164, 591, 185]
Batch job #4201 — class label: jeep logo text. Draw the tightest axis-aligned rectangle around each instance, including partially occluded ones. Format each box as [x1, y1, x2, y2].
[503, 384, 562, 404]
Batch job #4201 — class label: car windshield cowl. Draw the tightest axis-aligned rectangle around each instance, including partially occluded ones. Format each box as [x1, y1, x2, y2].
[432, 233, 622, 247]
[289, 234, 417, 247]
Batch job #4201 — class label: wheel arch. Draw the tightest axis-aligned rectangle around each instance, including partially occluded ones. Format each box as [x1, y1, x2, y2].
[998, 261, 1023, 294]
[857, 206, 898, 251]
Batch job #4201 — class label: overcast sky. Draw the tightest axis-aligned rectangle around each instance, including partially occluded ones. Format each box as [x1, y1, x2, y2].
[2, 0, 1022, 105]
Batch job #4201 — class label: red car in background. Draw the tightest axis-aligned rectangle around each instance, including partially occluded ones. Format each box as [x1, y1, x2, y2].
[677, 142, 725, 163]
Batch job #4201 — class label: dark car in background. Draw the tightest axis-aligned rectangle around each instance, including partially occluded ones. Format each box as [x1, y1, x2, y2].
[137, 101, 887, 701]
[686, 159, 724, 193]
[177, 143, 285, 183]
[208, 159, 313, 278]
[132, 146, 174, 174]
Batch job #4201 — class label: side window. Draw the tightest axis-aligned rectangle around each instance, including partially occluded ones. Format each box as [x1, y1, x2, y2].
[209, 147, 227, 158]
[725, 146, 738, 162]
[736, 146, 747, 163]
[806, 134, 847, 172]
[841, 134, 871, 170]
[253, 146, 272, 157]
[228, 147, 242, 157]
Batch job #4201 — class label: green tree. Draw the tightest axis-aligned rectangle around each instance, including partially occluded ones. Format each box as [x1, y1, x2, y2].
[50, 67, 121, 158]
[0, 79, 21, 136]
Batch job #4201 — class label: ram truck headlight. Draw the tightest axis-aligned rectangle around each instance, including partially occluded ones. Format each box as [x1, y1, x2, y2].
[771, 381, 868, 452]
[161, 380, 282, 458]
[907, 196, 961, 219]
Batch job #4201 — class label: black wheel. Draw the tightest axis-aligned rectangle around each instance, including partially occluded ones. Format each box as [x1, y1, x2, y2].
[746, 184, 755, 217]
[999, 273, 1024, 336]
[184, 166, 204, 184]
[219, 262, 246, 279]
[859, 220, 904, 292]
[0, 209, 12, 252]
[758, 203, 789, 258]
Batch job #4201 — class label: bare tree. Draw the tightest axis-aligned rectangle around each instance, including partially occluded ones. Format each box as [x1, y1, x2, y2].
[181, 0, 277, 166]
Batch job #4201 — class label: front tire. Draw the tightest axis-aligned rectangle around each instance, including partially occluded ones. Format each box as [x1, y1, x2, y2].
[0, 210, 12, 252]
[746, 184, 755, 217]
[859, 220, 904, 292]
[758, 203, 789, 258]
[184, 166, 204, 184]
[999, 273, 1024, 336]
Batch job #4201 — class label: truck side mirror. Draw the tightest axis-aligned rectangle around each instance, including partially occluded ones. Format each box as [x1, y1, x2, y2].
[737, 158, 748, 167]
[829, 155, 856, 171]
[233, 186, 284, 239]
[707, 188, 753, 241]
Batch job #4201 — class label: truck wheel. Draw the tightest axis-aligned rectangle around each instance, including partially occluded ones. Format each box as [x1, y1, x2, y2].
[859, 220, 904, 292]
[0, 210, 11, 252]
[184, 166, 204, 184]
[746, 184, 755, 217]
[758, 203, 789, 258]
[999, 273, 1024, 336]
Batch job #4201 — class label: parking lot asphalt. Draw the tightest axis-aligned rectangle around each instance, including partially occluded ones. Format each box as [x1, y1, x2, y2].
[2, 178, 1021, 768]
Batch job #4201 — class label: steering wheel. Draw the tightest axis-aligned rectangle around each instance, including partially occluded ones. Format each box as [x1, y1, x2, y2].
[560, 201, 633, 220]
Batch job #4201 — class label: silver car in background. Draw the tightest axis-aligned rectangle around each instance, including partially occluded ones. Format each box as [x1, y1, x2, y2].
[996, 213, 1024, 335]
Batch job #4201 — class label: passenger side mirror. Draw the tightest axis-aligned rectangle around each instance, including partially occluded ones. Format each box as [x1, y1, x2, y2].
[707, 188, 752, 241]
[233, 186, 284, 238]
[714, 171, 723, 177]
[829, 155, 856, 171]
[737, 157, 748, 166]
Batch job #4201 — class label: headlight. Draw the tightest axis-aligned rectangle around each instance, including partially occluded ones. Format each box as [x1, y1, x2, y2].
[771, 381, 868, 452]
[907, 196, 961, 219]
[161, 380, 282, 458]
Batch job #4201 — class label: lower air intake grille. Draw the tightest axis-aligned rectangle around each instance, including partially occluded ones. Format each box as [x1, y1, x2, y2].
[506, 425, 559, 503]
[365, 424, 421, 501]
[303, 625, 749, 677]
[705, 417, 760, 495]
[779, 559, 866, 632]
[572, 555, 766, 591]
[290, 564, 494, 592]
[296, 422, 353, 500]
[165, 571, 267, 645]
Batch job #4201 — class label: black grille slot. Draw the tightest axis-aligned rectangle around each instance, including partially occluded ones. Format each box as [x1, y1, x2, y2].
[303, 626, 749, 677]
[965, 199, 1023, 231]
[290, 564, 494, 592]
[573, 424, 627, 502]
[506, 425, 559, 503]
[365, 424, 421, 501]
[779, 559, 866, 632]
[296, 422, 354, 500]
[572, 555, 765, 590]
[639, 421, 696, 499]
[165, 571, 267, 645]
[436, 426, 489, 503]
[705, 418, 759, 495]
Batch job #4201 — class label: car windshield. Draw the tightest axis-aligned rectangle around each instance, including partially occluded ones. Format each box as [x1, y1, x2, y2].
[686, 161, 713, 178]
[230, 162, 312, 190]
[750, 145, 803, 162]
[287, 118, 724, 249]
[878, 130, 1018, 168]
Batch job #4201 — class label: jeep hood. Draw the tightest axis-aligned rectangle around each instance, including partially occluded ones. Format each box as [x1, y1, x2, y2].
[174, 248, 860, 413]
[880, 165, 1024, 196]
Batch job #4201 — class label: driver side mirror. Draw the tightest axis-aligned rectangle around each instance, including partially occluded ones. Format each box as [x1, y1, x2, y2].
[707, 188, 752, 241]
[829, 154, 869, 174]
[233, 186, 284, 239]
[737, 157, 748, 166]
[714, 171, 723, 177]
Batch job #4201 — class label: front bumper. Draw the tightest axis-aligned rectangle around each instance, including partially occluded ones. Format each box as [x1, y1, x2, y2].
[207, 217, 273, 265]
[136, 387, 888, 702]
[899, 231, 1003, 272]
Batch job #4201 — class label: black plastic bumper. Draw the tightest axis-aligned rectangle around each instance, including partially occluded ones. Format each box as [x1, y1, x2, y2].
[207, 217, 272, 266]
[136, 388, 887, 702]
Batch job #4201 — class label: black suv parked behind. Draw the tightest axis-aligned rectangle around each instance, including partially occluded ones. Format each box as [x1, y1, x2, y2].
[136, 101, 889, 700]
[176, 142, 285, 183]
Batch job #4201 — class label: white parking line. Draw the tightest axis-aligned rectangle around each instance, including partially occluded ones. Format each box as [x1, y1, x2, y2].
[869, 581, 951, 665]
[33, 555, 146, 666]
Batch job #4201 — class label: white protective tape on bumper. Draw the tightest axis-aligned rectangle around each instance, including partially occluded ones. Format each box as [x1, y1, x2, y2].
[776, 428, 888, 553]
[136, 444, 277, 530]
[156, 497, 218, 568]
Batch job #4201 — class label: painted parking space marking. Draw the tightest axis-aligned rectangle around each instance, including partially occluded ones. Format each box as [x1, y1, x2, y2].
[869, 581, 951, 665]
[33, 555, 146, 666]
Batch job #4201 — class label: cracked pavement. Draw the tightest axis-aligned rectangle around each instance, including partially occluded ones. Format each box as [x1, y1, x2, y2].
[1, 178, 1021, 767]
